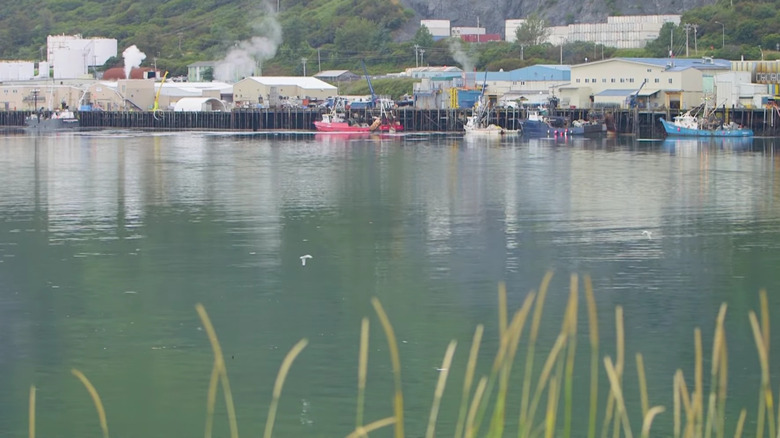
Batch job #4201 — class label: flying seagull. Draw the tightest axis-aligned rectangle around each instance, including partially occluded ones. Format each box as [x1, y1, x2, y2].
[300, 254, 313, 266]
[641, 230, 652, 240]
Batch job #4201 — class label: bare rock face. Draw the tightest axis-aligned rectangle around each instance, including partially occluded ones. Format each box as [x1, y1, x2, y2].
[397, 0, 711, 37]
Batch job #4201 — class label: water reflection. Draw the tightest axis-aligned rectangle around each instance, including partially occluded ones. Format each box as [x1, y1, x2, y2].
[662, 136, 755, 154]
[1, 132, 780, 437]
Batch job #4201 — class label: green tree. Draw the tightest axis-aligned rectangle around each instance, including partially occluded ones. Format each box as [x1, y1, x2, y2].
[413, 25, 434, 48]
[283, 16, 308, 57]
[515, 14, 549, 46]
[644, 22, 684, 57]
[203, 67, 214, 82]
[334, 17, 377, 56]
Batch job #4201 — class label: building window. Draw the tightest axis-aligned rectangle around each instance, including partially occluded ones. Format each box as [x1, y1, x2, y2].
[647, 68, 652, 72]
[602, 78, 606, 83]
[585, 79, 589, 83]
[620, 78, 625, 83]
[576, 79, 581, 83]
[611, 78, 615, 83]
[669, 78, 673, 84]
[655, 78, 660, 83]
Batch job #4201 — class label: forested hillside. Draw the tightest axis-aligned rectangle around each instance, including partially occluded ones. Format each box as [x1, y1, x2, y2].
[0, 0, 777, 77]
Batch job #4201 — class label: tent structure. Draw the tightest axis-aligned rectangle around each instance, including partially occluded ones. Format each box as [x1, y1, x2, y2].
[173, 97, 226, 112]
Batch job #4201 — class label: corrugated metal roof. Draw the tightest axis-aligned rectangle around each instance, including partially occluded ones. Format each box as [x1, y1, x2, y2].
[315, 70, 352, 77]
[246, 76, 337, 89]
[595, 89, 635, 96]
[617, 57, 731, 70]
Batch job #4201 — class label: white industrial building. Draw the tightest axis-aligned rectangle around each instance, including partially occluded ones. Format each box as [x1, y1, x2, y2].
[420, 20, 451, 39]
[0, 61, 35, 81]
[47, 34, 118, 79]
[506, 15, 680, 49]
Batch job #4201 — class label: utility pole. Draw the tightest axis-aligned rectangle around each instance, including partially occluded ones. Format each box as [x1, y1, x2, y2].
[693, 24, 698, 55]
[560, 41, 563, 64]
[317, 48, 321, 73]
[414, 44, 420, 67]
[420, 49, 425, 66]
[301, 58, 307, 76]
[684, 23, 691, 57]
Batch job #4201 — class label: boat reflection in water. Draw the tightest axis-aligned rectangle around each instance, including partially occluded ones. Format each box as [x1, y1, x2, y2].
[313, 131, 405, 145]
[662, 136, 754, 155]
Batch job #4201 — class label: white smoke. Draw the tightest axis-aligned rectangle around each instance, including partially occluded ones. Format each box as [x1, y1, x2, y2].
[447, 38, 475, 74]
[215, 1, 282, 82]
[122, 45, 146, 79]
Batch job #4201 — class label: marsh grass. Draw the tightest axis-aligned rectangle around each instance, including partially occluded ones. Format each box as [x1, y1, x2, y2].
[44, 274, 780, 437]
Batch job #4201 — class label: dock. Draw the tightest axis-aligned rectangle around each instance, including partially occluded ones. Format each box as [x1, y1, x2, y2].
[1, 107, 779, 136]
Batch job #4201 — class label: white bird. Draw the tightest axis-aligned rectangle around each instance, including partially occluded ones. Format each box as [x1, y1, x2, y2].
[641, 230, 652, 239]
[300, 254, 313, 266]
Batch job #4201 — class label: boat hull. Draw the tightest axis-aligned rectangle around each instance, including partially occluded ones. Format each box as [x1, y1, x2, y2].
[314, 121, 403, 133]
[465, 124, 519, 136]
[24, 116, 79, 133]
[569, 123, 605, 135]
[520, 119, 572, 137]
[659, 117, 753, 137]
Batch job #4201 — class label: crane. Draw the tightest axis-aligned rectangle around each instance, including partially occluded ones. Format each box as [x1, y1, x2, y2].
[627, 79, 647, 108]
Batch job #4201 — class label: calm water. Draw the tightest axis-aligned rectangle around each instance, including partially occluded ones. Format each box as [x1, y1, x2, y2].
[1, 130, 780, 438]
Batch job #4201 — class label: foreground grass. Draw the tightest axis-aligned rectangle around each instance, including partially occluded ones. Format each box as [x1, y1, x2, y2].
[41, 272, 777, 437]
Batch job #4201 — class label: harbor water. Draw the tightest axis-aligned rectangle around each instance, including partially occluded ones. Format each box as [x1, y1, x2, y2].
[1, 131, 780, 437]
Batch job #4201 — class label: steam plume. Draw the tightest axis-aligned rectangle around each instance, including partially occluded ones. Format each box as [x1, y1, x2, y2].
[215, 1, 282, 82]
[447, 38, 475, 73]
[122, 45, 146, 79]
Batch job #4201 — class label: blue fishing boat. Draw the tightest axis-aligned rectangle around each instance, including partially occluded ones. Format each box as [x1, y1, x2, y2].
[659, 103, 753, 137]
[520, 111, 570, 137]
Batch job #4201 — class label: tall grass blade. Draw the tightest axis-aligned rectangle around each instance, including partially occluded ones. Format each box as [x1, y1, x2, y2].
[545, 376, 560, 438]
[677, 369, 694, 438]
[758, 290, 775, 438]
[465, 377, 488, 438]
[425, 340, 457, 438]
[750, 311, 770, 438]
[717, 335, 728, 438]
[357, 318, 369, 431]
[603, 357, 633, 438]
[196, 303, 239, 438]
[585, 274, 600, 438]
[28, 385, 35, 438]
[706, 304, 728, 438]
[695, 328, 704, 438]
[760, 289, 769, 356]
[345, 416, 396, 438]
[613, 306, 626, 438]
[488, 293, 535, 438]
[519, 270, 554, 438]
[562, 274, 579, 438]
[636, 353, 649, 418]
[372, 298, 405, 438]
[640, 406, 666, 438]
[674, 370, 681, 438]
[498, 281, 508, 337]
[71, 369, 109, 438]
[264, 339, 308, 438]
[455, 324, 484, 438]
[734, 409, 747, 438]
[204, 364, 219, 438]
[525, 333, 568, 437]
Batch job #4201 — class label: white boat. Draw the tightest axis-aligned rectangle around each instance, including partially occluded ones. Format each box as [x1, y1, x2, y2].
[464, 87, 519, 136]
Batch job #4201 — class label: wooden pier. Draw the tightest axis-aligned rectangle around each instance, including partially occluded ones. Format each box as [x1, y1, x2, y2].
[2, 107, 779, 136]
